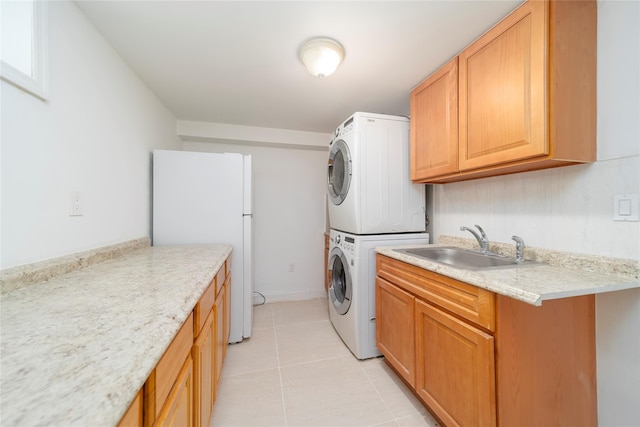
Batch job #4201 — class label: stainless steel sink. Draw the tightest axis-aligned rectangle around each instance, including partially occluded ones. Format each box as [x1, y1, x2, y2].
[394, 246, 540, 270]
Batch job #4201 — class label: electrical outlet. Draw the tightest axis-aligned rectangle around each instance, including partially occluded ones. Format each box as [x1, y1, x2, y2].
[69, 191, 83, 216]
[288, 263, 295, 273]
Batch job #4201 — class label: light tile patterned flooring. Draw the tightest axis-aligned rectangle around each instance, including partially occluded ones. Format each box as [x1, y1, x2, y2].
[210, 298, 440, 427]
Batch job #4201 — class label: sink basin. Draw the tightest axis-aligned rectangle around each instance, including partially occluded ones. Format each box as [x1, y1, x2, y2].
[395, 246, 540, 270]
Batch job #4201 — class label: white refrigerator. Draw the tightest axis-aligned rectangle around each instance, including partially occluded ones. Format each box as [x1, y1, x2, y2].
[152, 149, 253, 343]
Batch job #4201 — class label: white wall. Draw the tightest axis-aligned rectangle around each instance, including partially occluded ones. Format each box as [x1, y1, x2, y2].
[183, 140, 328, 302]
[0, 1, 181, 269]
[432, 2, 640, 424]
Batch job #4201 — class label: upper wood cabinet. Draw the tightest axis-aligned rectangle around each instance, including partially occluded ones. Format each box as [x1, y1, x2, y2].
[410, 0, 596, 183]
[410, 57, 458, 181]
[459, 0, 548, 172]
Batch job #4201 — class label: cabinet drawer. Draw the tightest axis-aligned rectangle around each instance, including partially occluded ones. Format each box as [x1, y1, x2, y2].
[194, 280, 215, 336]
[377, 255, 495, 331]
[149, 312, 194, 421]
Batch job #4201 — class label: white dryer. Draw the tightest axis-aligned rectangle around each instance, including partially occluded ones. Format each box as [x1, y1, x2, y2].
[327, 112, 426, 235]
[327, 229, 430, 359]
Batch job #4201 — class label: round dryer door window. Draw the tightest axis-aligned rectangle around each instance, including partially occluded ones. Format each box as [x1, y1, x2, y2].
[328, 247, 352, 315]
[327, 139, 352, 206]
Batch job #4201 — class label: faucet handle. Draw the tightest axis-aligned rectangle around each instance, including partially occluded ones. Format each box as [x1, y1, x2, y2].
[474, 225, 487, 239]
[511, 235, 525, 263]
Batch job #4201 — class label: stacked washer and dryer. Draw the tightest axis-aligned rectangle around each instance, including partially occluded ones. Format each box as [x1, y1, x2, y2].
[326, 112, 430, 360]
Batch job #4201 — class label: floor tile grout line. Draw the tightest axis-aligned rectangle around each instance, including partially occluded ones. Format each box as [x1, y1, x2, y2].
[214, 299, 438, 427]
[359, 360, 440, 427]
[278, 353, 353, 370]
[271, 304, 289, 427]
[272, 317, 332, 329]
[360, 359, 400, 426]
[220, 363, 279, 379]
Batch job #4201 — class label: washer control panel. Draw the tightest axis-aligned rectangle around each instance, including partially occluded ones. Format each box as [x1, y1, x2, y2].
[331, 230, 356, 256]
[342, 236, 355, 254]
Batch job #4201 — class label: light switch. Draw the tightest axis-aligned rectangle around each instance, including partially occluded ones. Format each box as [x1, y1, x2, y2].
[613, 194, 639, 221]
[619, 199, 632, 216]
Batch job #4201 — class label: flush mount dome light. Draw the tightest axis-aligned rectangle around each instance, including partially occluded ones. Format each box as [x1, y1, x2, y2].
[298, 37, 345, 78]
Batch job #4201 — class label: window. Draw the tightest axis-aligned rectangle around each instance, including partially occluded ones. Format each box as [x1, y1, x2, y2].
[1, 0, 48, 100]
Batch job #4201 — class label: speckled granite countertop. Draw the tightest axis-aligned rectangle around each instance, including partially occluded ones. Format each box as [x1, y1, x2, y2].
[376, 236, 639, 306]
[0, 244, 231, 427]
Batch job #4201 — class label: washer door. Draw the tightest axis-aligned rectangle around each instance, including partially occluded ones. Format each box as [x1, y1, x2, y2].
[328, 247, 352, 315]
[327, 139, 352, 206]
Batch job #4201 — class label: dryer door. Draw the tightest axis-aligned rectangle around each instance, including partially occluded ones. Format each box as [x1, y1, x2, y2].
[327, 139, 352, 206]
[328, 247, 352, 315]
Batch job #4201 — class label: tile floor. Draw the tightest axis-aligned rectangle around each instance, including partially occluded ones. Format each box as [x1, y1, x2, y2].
[210, 298, 440, 427]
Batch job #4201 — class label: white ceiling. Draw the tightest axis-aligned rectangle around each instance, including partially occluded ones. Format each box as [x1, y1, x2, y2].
[75, 1, 524, 134]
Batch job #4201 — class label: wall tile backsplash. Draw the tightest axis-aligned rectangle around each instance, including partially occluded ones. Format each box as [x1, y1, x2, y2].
[433, 155, 640, 260]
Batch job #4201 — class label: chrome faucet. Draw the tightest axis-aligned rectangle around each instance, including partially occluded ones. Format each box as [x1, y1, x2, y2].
[511, 235, 525, 263]
[460, 225, 489, 254]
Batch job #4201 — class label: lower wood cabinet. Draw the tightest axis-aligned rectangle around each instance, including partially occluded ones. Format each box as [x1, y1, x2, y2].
[376, 277, 416, 387]
[415, 299, 495, 427]
[376, 254, 596, 427]
[223, 271, 231, 356]
[122, 255, 230, 427]
[214, 283, 226, 388]
[155, 356, 194, 427]
[192, 310, 214, 427]
[495, 294, 597, 426]
[145, 313, 195, 427]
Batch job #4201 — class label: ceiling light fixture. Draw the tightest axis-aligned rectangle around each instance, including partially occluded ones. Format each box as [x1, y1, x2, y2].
[298, 37, 345, 78]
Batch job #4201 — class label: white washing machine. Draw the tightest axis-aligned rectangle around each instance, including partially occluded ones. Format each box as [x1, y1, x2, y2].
[327, 229, 430, 359]
[327, 112, 426, 235]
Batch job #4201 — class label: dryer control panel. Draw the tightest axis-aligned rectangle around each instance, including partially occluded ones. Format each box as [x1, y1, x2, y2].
[330, 115, 355, 146]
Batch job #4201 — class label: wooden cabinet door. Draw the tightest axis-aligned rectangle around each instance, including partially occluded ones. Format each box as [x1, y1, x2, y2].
[214, 285, 225, 389]
[192, 311, 214, 427]
[415, 300, 495, 427]
[410, 57, 459, 180]
[224, 274, 231, 349]
[376, 277, 416, 387]
[458, 0, 547, 171]
[155, 356, 194, 427]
